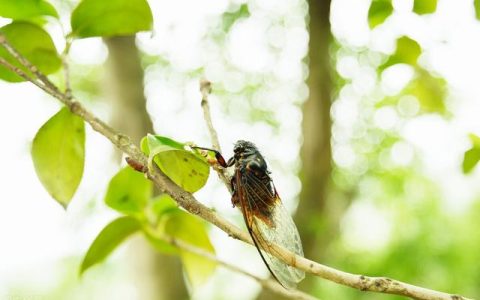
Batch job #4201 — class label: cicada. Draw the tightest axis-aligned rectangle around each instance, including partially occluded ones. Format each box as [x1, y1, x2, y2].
[194, 140, 304, 288]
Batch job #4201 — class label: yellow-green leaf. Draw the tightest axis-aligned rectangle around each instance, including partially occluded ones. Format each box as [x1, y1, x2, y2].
[71, 0, 153, 38]
[413, 0, 437, 15]
[404, 69, 446, 114]
[469, 133, 480, 147]
[143, 195, 179, 254]
[463, 134, 480, 174]
[475, 0, 480, 20]
[0, 0, 58, 20]
[381, 36, 422, 70]
[463, 148, 480, 174]
[145, 134, 210, 193]
[80, 217, 141, 275]
[104, 166, 152, 215]
[368, 0, 393, 29]
[0, 21, 61, 82]
[32, 107, 85, 208]
[165, 211, 216, 288]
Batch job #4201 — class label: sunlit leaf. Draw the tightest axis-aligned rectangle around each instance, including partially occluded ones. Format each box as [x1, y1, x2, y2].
[80, 217, 141, 275]
[368, 0, 393, 29]
[104, 166, 152, 215]
[0, 0, 58, 20]
[381, 36, 421, 70]
[475, 0, 480, 20]
[70, 0, 153, 38]
[165, 210, 216, 288]
[32, 107, 85, 208]
[144, 134, 210, 193]
[222, 4, 250, 32]
[0, 21, 61, 82]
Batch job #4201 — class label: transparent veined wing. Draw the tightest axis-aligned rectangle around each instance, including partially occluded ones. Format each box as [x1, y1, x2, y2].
[236, 169, 305, 289]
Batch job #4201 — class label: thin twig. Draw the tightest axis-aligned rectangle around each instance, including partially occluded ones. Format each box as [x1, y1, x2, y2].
[164, 236, 318, 300]
[0, 36, 60, 94]
[200, 79, 221, 151]
[0, 57, 44, 90]
[0, 34, 473, 300]
[62, 38, 73, 99]
[199, 79, 232, 193]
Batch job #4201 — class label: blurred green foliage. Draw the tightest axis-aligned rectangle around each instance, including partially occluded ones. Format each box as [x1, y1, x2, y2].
[413, 0, 437, 15]
[463, 134, 480, 174]
[368, 0, 393, 29]
[475, 0, 480, 20]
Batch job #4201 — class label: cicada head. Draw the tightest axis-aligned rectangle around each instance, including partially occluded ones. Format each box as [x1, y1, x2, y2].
[233, 140, 258, 155]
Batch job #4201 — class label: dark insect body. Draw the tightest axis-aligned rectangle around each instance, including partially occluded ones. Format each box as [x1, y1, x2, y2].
[193, 140, 305, 288]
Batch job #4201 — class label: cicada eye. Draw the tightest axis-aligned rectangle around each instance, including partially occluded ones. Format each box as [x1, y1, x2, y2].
[234, 146, 244, 153]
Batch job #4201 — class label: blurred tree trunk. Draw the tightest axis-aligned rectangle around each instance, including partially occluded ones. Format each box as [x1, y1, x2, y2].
[297, 0, 332, 260]
[296, 0, 333, 291]
[104, 36, 188, 300]
[258, 1, 333, 299]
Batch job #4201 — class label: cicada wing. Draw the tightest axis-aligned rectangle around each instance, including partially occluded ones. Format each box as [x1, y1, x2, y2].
[237, 171, 305, 289]
[250, 200, 305, 288]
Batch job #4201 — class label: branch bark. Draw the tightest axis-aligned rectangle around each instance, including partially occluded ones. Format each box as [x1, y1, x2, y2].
[164, 236, 318, 300]
[0, 35, 472, 300]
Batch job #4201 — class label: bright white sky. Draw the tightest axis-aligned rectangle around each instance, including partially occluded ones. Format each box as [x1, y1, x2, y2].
[1, 0, 480, 299]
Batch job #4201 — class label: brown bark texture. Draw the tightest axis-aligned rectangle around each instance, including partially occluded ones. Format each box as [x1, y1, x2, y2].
[104, 35, 188, 300]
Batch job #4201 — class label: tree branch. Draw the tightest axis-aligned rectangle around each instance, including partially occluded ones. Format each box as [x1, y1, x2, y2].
[0, 34, 472, 300]
[62, 38, 73, 99]
[163, 236, 318, 300]
[199, 79, 232, 193]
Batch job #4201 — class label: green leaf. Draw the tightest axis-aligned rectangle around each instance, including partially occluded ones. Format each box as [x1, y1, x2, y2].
[104, 166, 152, 215]
[165, 211, 216, 288]
[475, 0, 480, 20]
[469, 133, 480, 147]
[32, 107, 85, 208]
[463, 148, 480, 174]
[142, 195, 216, 286]
[404, 69, 446, 113]
[413, 0, 437, 15]
[143, 195, 180, 255]
[0, 21, 61, 82]
[0, 0, 58, 20]
[80, 216, 141, 275]
[144, 231, 178, 255]
[222, 4, 250, 32]
[148, 194, 179, 221]
[145, 134, 210, 193]
[381, 36, 422, 70]
[70, 0, 153, 38]
[368, 0, 393, 29]
[463, 134, 480, 174]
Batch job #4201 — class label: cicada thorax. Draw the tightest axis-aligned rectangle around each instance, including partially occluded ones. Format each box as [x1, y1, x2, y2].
[234, 150, 278, 228]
